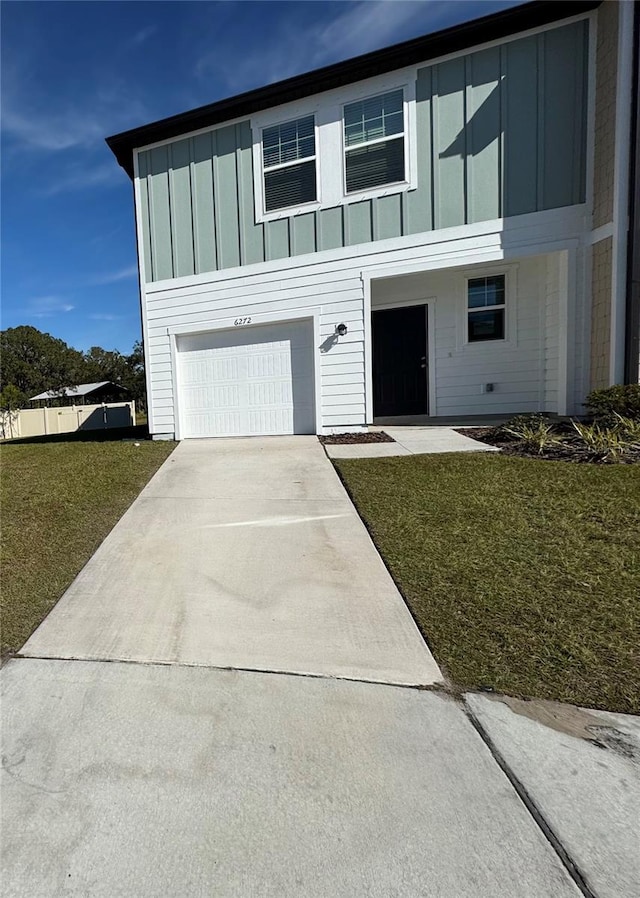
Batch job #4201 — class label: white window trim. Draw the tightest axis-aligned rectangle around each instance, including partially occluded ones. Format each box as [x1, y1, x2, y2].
[341, 86, 414, 203]
[458, 265, 518, 349]
[255, 113, 322, 221]
[251, 71, 417, 224]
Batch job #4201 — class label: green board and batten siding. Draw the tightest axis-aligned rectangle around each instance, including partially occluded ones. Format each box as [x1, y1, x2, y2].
[138, 21, 589, 284]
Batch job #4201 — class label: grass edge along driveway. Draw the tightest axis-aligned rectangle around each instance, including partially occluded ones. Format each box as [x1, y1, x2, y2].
[1, 438, 175, 658]
[334, 453, 640, 715]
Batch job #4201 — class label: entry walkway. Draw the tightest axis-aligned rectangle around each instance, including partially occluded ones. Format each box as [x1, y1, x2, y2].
[324, 426, 498, 458]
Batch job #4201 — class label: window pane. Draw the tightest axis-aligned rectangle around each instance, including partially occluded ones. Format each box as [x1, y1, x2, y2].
[383, 110, 404, 137]
[298, 136, 315, 159]
[262, 116, 315, 168]
[264, 159, 316, 211]
[467, 275, 505, 309]
[344, 89, 404, 147]
[468, 309, 505, 342]
[467, 280, 488, 309]
[485, 276, 505, 306]
[345, 138, 404, 193]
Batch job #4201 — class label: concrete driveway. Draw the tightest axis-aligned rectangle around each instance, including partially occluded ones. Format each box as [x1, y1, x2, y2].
[20, 436, 440, 685]
[1, 435, 603, 896]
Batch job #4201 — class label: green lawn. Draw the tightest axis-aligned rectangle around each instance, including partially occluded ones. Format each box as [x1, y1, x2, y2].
[335, 454, 640, 714]
[1, 437, 175, 658]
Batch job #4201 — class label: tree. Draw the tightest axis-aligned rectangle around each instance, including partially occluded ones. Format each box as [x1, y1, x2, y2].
[0, 384, 27, 439]
[124, 340, 146, 411]
[0, 326, 85, 399]
[83, 346, 129, 385]
[0, 325, 148, 412]
[82, 341, 146, 410]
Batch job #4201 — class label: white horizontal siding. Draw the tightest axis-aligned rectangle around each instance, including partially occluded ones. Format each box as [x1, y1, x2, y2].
[371, 255, 558, 417]
[144, 259, 367, 434]
[141, 206, 588, 435]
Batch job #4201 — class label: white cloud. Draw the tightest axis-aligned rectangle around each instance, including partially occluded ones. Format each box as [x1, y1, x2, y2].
[39, 162, 124, 197]
[26, 296, 75, 318]
[126, 25, 158, 48]
[311, 0, 449, 66]
[91, 265, 138, 286]
[2, 106, 109, 152]
[1, 72, 149, 154]
[197, 0, 451, 91]
[89, 313, 123, 321]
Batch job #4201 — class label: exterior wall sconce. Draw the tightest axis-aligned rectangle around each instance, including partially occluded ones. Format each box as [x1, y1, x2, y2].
[335, 323, 348, 337]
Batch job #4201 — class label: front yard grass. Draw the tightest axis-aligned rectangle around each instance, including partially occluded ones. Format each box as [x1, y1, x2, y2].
[1, 437, 175, 658]
[335, 453, 640, 714]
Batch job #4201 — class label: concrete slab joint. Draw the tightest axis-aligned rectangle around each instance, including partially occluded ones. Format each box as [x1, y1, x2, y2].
[466, 693, 640, 898]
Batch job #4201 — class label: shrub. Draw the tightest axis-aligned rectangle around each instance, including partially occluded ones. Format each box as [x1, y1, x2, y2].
[570, 420, 637, 462]
[503, 419, 559, 454]
[586, 384, 640, 424]
[613, 414, 640, 443]
[491, 413, 552, 443]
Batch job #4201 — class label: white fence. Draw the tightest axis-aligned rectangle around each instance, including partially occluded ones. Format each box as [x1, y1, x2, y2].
[0, 402, 136, 440]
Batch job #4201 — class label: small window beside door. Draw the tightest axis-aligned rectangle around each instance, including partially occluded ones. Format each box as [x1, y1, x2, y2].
[467, 275, 505, 342]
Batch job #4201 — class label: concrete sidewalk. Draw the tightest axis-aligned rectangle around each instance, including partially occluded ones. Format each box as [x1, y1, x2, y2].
[20, 436, 441, 686]
[324, 426, 498, 458]
[2, 659, 582, 898]
[467, 693, 640, 898]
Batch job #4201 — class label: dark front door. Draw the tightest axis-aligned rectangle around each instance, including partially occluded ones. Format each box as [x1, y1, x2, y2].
[373, 305, 428, 417]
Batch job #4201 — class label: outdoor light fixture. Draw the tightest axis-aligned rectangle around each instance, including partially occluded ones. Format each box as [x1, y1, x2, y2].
[335, 323, 348, 337]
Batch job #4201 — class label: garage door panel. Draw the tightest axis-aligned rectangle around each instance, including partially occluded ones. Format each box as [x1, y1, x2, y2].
[182, 384, 241, 411]
[247, 380, 292, 407]
[177, 320, 315, 438]
[246, 350, 290, 379]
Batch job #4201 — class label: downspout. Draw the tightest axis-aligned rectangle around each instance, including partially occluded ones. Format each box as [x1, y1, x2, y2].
[624, 2, 640, 383]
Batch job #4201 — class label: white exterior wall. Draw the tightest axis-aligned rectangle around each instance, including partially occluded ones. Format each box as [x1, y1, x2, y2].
[371, 256, 561, 417]
[147, 273, 364, 435]
[544, 254, 561, 411]
[140, 206, 590, 437]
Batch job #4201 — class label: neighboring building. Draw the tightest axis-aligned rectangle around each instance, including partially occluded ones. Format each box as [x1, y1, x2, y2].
[30, 381, 131, 406]
[107, 0, 639, 439]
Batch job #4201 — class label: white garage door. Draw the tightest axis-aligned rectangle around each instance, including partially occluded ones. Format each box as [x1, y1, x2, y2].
[177, 320, 315, 438]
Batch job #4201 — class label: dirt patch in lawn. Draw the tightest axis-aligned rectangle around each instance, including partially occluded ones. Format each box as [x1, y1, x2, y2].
[319, 431, 394, 445]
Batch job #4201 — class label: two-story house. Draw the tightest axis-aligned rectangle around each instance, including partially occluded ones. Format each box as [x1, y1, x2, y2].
[107, 0, 638, 439]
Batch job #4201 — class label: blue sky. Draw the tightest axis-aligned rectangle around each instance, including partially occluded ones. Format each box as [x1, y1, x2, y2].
[1, 0, 523, 354]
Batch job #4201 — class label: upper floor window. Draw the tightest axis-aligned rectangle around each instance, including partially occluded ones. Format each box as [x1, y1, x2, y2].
[262, 115, 316, 212]
[467, 275, 505, 342]
[343, 89, 405, 194]
[252, 77, 416, 222]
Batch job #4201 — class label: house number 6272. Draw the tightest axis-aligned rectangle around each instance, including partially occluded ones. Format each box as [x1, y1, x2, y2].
[234, 317, 252, 326]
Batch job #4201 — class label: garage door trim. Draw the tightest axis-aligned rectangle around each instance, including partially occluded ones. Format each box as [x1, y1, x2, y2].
[169, 310, 321, 439]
